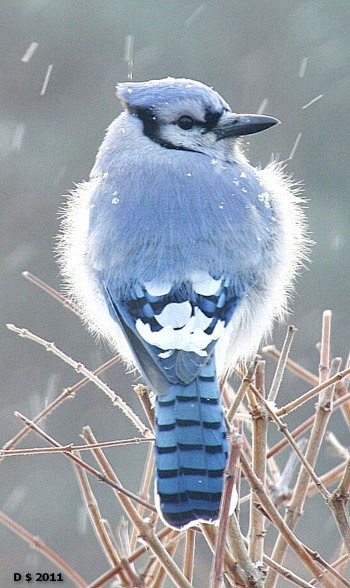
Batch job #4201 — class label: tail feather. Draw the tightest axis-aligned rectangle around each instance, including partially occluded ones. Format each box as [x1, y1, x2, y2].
[155, 358, 228, 529]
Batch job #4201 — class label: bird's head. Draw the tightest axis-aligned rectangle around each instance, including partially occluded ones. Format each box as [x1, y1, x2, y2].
[116, 77, 279, 159]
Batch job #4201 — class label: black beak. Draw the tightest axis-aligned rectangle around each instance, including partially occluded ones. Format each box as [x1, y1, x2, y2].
[215, 112, 280, 140]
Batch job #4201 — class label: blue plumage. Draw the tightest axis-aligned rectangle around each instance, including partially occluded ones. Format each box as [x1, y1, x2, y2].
[59, 77, 308, 528]
[155, 361, 227, 528]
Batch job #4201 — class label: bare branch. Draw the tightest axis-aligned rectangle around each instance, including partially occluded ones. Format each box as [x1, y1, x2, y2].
[226, 358, 258, 422]
[267, 317, 340, 587]
[268, 325, 297, 402]
[81, 427, 192, 588]
[73, 454, 129, 584]
[262, 345, 318, 385]
[248, 360, 267, 563]
[0, 437, 152, 457]
[7, 323, 151, 438]
[328, 458, 350, 554]
[14, 411, 156, 512]
[240, 452, 336, 588]
[276, 365, 350, 417]
[268, 392, 350, 459]
[0, 354, 120, 462]
[183, 529, 196, 585]
[0, 511, 87, 587]
[211, 431, 245, 588]
[22, 270, 81, 316]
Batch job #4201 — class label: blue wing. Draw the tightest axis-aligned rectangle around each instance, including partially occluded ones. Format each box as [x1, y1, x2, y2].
[102, 274, 241, 528]
[103, 275, 240, 393]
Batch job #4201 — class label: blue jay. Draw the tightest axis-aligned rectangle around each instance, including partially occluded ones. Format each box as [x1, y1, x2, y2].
[59, 77, 307, 529]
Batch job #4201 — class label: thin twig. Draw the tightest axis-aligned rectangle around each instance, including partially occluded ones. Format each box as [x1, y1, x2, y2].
[14, 412, 156, 512]
[319, 310, 332, 386]
[240, 452, 336, 588]
[328, 458, 350, 554]
[268, 392, 350, 459]
[152, 530, 180, 588]
[7, 323, 151, 438]
[22, 270, 82, 315]
[248, 360, 267, 563]
[0, 511, 87, 587]
[307, 460, 348, 498]
[249, 384, 330, 501]
[276, 365, 350, 417]
[270, 355, 341, 581]
[268, 325, 297, 402]
[243, 536, 315, 588]
[73, 454, 130, 585]
[226, 359, 258, 422]
[266, 315, 339, 588]
[211, 431, 244, 588]
[0, 355, 120, 462]
[130, 444, 155, 552]
[134, 384, 155, 429]
[0, 437, 152, 457]
[335, 366, 350, 429]
[201, 524, 241, 587]
[303, 543, 350, 588]
[89, 526, 172, 588]
[262, 345, 318, 385]
[183, 529, 196, 585]
[81, 427, 192, 588]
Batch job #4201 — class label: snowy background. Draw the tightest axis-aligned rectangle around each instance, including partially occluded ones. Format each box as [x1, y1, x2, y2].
[1, 1, 349, 585]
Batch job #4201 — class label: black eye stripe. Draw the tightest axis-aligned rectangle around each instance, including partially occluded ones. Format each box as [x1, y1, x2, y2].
[130, 105, 224, 152]
[204, 110, 222, 130]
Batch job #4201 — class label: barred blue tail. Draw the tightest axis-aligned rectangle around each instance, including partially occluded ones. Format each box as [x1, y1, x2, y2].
[155, 359, 228, 529]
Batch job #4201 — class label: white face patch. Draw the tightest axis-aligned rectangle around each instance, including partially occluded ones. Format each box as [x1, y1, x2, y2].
[157, 97, 206, 124]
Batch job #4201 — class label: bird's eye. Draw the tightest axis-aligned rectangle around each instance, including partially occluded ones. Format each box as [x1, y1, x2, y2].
[177, 115, 194, 130]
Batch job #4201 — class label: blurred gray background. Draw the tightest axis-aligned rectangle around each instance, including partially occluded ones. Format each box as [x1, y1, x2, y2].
[1, 1, 349, 586]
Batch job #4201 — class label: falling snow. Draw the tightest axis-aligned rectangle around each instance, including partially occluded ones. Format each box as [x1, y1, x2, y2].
[2, 486, 28, 512]
[302, 94, 324, 110]
[21, 41, 39, 63]
[288, 132, 302, 161]
[298, 56, 309, 78]
[124, 34, 135, 80]
[40, 64, 53, 96]
[184, 4, 205, 27]
[257, 98, 269, 114]
[11, 123, 25, 151]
